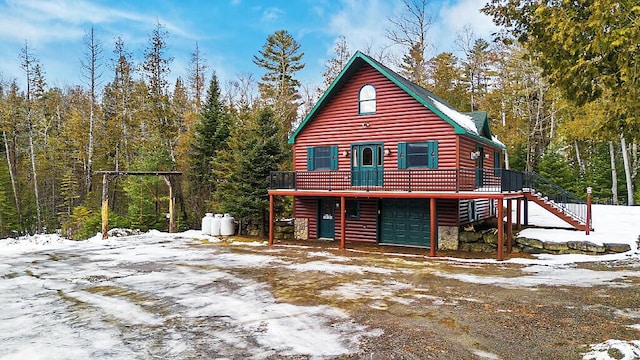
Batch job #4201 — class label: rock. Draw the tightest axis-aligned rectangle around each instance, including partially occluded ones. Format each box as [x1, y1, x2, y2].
[543, 242, 569, 252]
[566, 241, 606, 253]
[459, 230, 483, 243]
[519, 246, 546, 254]
[459, 242, 495, 252]
[515, 237, 544, 249]
[483, 230, 499, 245]
[605, 243, 631, 253]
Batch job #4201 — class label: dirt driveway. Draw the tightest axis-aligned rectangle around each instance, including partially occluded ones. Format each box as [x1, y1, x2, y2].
[1, 233, 639, 359]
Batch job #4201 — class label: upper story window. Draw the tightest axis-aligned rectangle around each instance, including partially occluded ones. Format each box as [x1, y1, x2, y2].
[307, 146, 338, 170]
[397, 141, 438, 169]
[358, 84, 376, 114]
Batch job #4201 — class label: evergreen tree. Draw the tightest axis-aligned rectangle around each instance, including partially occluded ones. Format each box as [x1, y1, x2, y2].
[425, 52, 468, 110]
[188, 73, 232, 220]
[214, 107, 285, 234]
[253, 29, 304, 137]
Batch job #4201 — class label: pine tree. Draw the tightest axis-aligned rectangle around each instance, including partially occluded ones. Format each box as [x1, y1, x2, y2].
[187, 42, 208, 110]
[214, 107, 285, 234]
[188, 73, 232, 221]
[253, 29, 304, 137]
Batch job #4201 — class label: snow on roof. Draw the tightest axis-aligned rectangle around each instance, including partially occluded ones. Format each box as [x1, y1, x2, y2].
[431, 97, 479, 135]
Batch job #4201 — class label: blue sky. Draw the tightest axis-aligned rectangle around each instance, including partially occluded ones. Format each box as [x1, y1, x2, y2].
[0, 0, 498, 92]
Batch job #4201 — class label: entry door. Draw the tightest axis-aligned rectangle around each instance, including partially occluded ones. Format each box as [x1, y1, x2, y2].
[351, 144, 383, 187]
[475, 146, 484, 188]
[318, 199, 335, 239]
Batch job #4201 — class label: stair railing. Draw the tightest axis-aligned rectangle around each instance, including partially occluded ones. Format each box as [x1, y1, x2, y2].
[523, 172, 587, 225]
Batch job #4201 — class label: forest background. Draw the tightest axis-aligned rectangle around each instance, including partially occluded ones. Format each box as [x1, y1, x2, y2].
[0, 0, 638, 239]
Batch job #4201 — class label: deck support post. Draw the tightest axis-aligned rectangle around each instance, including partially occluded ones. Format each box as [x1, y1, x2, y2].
[340, 196, 346, 250]
[516, 198, 522, 230]
[101, 174, 110, 239]
[586, 187, 592, 235]
[523, 198, 529, 226]
[430, 198, 436, 257]
[506, 199, 513, 253]
[268, 194, 274, 246]
[497, 197, 504, 261]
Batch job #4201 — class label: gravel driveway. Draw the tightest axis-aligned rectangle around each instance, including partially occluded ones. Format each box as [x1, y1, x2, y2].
[1, 232, 639, 359]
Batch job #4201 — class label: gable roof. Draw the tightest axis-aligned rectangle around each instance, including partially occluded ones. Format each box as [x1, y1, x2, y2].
[289, 51, 505, 149]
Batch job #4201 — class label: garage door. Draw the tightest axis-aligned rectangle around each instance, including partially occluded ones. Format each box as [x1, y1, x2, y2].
[380, 199, 432, 247]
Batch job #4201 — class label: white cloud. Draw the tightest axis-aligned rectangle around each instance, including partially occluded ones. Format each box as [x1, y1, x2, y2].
[431, 0, 500, 56]
[326, 0, 396, 55]
[262, 7, 284, 22]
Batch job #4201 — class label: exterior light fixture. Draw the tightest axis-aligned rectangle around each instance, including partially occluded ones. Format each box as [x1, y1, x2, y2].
[384, 148, 391, 156]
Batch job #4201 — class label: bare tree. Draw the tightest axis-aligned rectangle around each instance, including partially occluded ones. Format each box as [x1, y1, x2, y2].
[80, 27, 103, 193]
[321, 36, 352, 90]
[187, 42, 208, 111]
[386, 0, 432, 86]
[20, 40, 43, 232]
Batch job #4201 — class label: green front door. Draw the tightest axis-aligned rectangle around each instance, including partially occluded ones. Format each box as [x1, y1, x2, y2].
[351, 143, 383, 187]
[318, 199, 335, 239]
[379, 199, 433, 247]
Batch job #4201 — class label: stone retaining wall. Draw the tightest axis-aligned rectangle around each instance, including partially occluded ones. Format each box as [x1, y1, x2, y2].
[271, 219, 634, 255]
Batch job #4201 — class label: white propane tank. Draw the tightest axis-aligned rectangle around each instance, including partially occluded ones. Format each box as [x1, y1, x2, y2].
[201, 213, 213, 235]
[220, 213, 235, 236]
[211, 214, 223, 236]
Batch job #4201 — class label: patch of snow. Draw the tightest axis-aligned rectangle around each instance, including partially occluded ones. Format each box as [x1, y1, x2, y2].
[515, 204, 640, 251]
[583, 339, 640, 360]
[472, 349, 501, 360]
[431, 97, 478, 134]
[628, 324, 640, 331]
[320, 279, 412, 301]
[66, 290, 163, 326]
[435, 265, 640, 288]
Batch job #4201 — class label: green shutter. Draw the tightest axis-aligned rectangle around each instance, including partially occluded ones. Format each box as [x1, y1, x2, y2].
[307, 147, 314, 170]
[330, 146, 338, 170]
[494, 151, 501, 176]
[428, 141, 438, 168]
[398, 142, 407, 169]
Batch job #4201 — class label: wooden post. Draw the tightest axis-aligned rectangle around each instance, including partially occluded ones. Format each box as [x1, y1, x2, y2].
[497, 197, 504, 261]
[268, 194, 274, 246]
[516, 198, 522, 230]
[340, 196, 346, 250]
[523, 198, 529, 226]
[429, 198, 436, 257]
[101, 174, 109, 239]
[586, 187, 592, 235]
[162, 175, 176, 233]
[506, 199, 513, 253]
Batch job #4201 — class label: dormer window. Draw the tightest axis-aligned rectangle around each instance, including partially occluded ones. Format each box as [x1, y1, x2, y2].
[358, 84, 376, 114]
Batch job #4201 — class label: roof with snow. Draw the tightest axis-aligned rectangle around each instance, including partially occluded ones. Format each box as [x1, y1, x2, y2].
[289, 51, 505, 149]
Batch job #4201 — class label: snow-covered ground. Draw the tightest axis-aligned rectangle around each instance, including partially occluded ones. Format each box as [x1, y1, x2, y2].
[0, 204, 639, 359]
[517, 203, 640, 251]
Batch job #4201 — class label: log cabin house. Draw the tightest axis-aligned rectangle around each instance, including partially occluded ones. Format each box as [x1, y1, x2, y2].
[268, 51, 591, 260]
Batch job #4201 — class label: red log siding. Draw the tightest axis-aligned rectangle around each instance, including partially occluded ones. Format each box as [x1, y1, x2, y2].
[344, 199, 378, 243]
[293, 64, 458, 172]
[295, 197, 318, 239]
[437, 199, 459, 226]
[294, 197, 378, 242]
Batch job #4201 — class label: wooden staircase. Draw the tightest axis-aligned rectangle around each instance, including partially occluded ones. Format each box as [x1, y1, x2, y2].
[523, 191, 590, 231]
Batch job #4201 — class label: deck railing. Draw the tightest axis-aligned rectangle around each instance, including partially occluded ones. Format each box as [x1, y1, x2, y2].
[270, 168, 506, 193]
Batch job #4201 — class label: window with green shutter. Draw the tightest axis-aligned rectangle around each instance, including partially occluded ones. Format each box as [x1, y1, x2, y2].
[307, 146, 339, 170]
[397, 141, 438, 169]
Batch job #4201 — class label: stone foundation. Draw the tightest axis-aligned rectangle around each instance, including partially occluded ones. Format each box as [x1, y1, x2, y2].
[438, 226, 459, 250]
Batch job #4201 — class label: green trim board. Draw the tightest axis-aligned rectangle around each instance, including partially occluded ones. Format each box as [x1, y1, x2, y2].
[289, 51, 505, 150]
